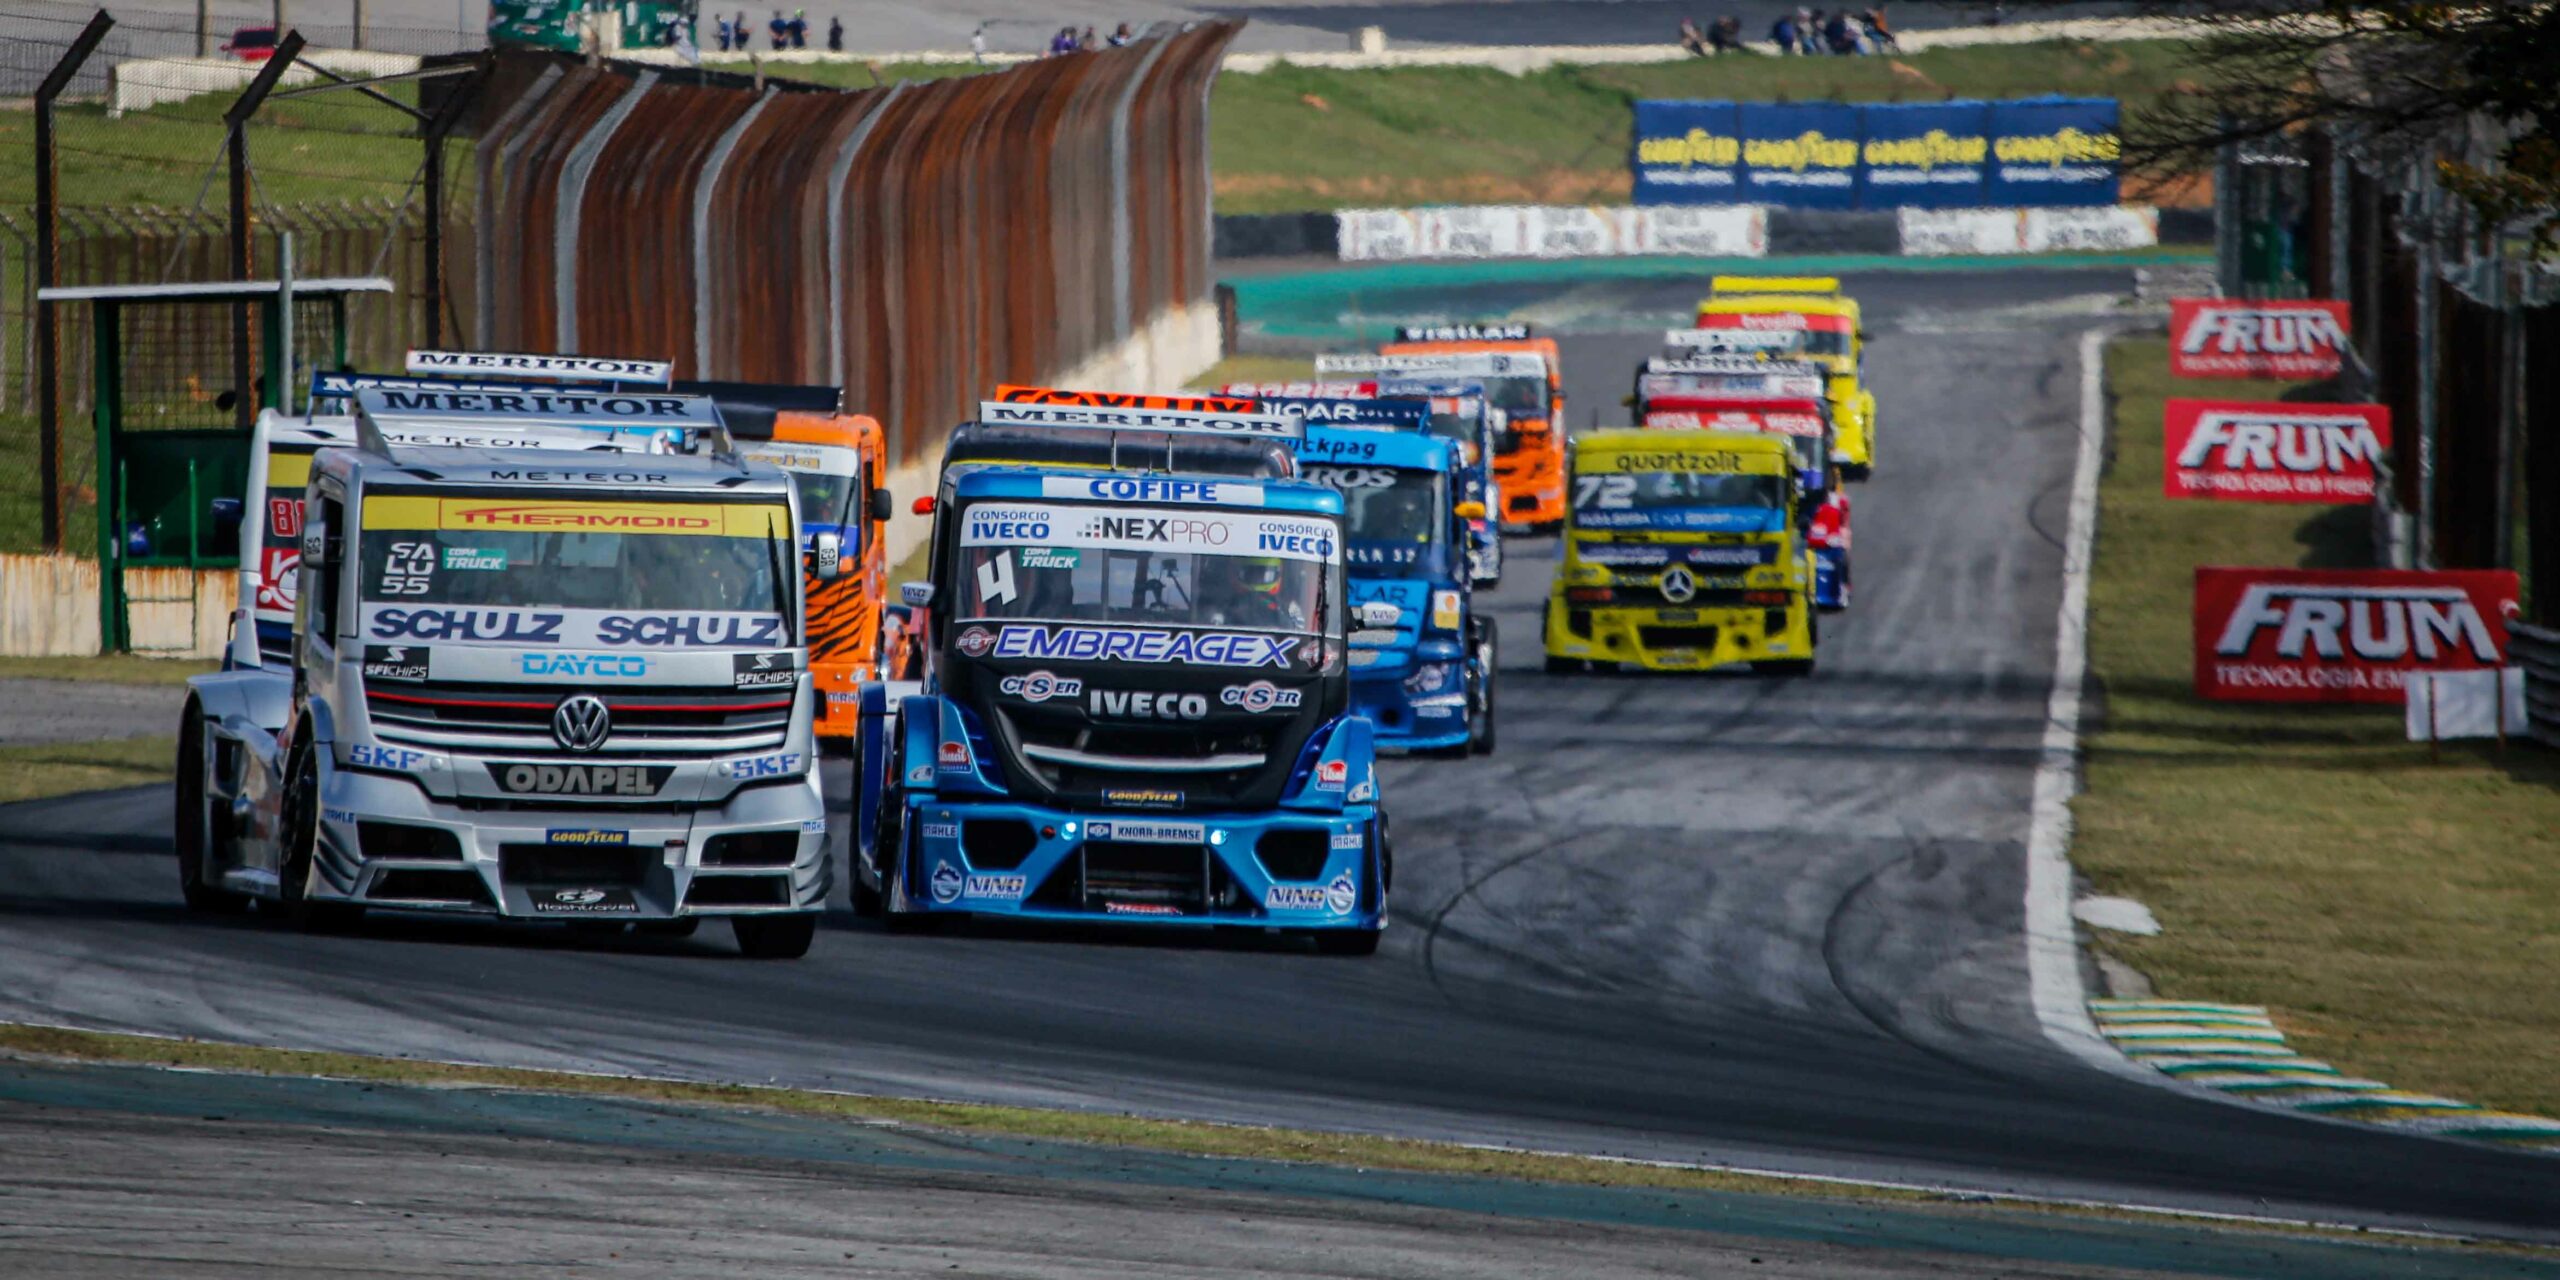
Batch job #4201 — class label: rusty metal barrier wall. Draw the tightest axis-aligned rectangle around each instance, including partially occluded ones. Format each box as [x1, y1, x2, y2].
[474, 25, 1239, 470]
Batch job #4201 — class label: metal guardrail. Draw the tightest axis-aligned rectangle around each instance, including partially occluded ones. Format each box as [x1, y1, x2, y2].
[472, 27, 1237, 473]
[2511, 622, 2560, 750]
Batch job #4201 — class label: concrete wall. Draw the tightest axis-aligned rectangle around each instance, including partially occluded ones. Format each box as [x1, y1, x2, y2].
[0, 555, 230, 658]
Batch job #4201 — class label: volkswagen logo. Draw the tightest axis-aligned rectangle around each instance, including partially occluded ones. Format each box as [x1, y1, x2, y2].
[1659, 565, 1697, 604]
[552, 694, 611, 753]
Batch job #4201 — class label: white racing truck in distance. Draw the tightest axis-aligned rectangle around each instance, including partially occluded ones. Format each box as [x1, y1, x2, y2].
[176, 375, 831, 958]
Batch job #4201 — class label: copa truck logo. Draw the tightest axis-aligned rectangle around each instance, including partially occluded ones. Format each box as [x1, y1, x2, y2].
[2169, 300, 2352, 379]
[2192, 568, 2516, 704]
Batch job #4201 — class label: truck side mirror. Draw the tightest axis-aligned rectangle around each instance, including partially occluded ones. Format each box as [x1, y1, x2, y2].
[1453, 500, 1485, 521]
[869, 488, 893, 522]
[811, 530, 844, 581]
[900, 580, 935, 609]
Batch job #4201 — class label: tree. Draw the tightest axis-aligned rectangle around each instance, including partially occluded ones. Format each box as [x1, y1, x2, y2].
[2007, 2, 2558, 251]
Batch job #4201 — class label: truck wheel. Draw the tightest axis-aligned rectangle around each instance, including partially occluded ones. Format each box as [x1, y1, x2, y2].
[732, 912, 817, 959]
[277, 738, 363, 934]
[1315, 928, 1381, 956]
[174, 702, 248, 915]
[881, 816, 944, 934]
[1469, 621, 1498, 755]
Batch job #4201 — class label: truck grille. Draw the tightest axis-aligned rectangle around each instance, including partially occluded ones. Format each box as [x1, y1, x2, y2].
[995, 709, 1276, 793]
[499, 842, 651, 887]
[366, 681, 791, 757]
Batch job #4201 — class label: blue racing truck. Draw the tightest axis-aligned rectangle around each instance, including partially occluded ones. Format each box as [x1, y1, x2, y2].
[1313, 356, 1506, 588]
[1282, 415, 1494, 757]
[850, 396, 1393, 953]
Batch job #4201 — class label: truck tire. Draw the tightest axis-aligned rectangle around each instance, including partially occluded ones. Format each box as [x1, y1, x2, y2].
[1468, 620, 1498, 755]
[277, 737, 363, 934]
[1315, 927, 1381, 956]
[732, 912, 817, 959]
[174, 702, 248, 915]
[852, 737, 898, 918]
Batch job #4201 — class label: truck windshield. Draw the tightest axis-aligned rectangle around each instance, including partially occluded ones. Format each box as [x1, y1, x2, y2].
[1480, 375, 1548, 417]
[356, 495, 788, 613]
[1302, 465, 1441, 549]
[742, 442, 860, 550]
[1572, 470, 1786, 519]
[957, 501, 1334, 634]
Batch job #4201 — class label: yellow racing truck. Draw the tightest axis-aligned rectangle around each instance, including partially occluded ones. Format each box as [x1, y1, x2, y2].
[1543, 430, 1816, 676]
[1694, 276, 1877, 481]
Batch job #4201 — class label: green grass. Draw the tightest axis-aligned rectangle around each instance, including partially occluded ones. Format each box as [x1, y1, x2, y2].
[1, 81, 437, 210]
[0, 736, 175, 805]
[0, 654, 215, 684]
[2074, 337, 2560, 1119]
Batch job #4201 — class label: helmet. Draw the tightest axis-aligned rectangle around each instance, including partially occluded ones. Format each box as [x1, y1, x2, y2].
[1234, 557, 1283, 595]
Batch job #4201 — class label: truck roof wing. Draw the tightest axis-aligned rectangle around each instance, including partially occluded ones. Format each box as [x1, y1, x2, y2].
[352, 385, 734, 458]
[1316, 351, 1546, 378]
[674, 380, 846, 439]
[404, 349, 673, 385]
[944, 422, 1298, 479]
[1709, 275, 1841, 297]
[1390, 323, 1532, 342]
[1664, 328, 1799, 352]
[973, 400, 1302, 441]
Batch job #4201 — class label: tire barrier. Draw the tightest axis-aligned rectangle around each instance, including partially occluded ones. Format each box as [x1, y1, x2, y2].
[471, 26, 1238, 474]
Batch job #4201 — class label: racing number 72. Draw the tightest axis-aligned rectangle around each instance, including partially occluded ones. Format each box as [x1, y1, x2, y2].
[1572, 474, 1634, 510]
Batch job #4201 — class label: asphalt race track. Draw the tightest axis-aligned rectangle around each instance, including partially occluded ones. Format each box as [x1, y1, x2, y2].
[2, 265, 2554, 1244]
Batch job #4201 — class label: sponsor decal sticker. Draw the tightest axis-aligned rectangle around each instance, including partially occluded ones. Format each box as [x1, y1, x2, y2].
[997, 670, 1083, 703]
[963, 873, 1028, 901]
[361, 605, 786, 650]
[522, 652, 651, 679]
[1083, 820, 1205, 844]
[2193, 567, 2517, 704]
[802, 818, 828, 834]
[1265, 883, 1332, 911]
[989, 625, 1296, 669]
[322, 807, 357, 826]
[1018, 546, 1081, 570]
[2169, 299, 2352, 380]
[956, 627, 996, 658]
[2162, 400, 2391, 503]
[442, 546, 507, 571]
[1325, 871, 1359, 915]
[1393, 322, 1532, 342]
[1331, 829, 1363, 850]
[1220, 681, 1303, 713]
[1100, 787, 1183, 809]
[361, 644, 430, 681]
[928, 863, 963, 904]
[908, 765, 934, 784]
[732, 651, 798, 688]
[348, 743, 427, 772]
[1315, 758, 1349, 792]
[545, 828, 628, 846]
[1039, 476, 1266, 507]
[920, 821, 960, 840]
[937, 741, 970, 772]
[1347, 780, 1375, 803]
[492, 762, 673, 796]
[532, 886, 639, 915]
[718, 752, 804, 780]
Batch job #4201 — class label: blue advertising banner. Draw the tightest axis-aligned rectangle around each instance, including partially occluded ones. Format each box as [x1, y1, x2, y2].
[1736, 102, 1862, 209]
[1858, 101, 1994, 209]
[1630, 100, 1743, 206]
[1986, 97, 2122, 207]
[1632, 96, 2119, 209]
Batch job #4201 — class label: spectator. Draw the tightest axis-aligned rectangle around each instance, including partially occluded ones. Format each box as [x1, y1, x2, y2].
[827, 13, 843, 50]
[1108, 21, 1134, 46]
[1768, 11, 1796, 53]
[1799, 9, 1822, 54]
[1823, 9, 1858, 53]
[1679, 16, 1708, 56]
[714, 13, 732, 50]
[1079, 25, 1099, 50]
[768, 9, 786, 49]
[971, 22, 987, 62]
[789, 8, 808, 47]
[1708, 15, 1743, 52]
[1048, 25, 1076, 55]
[1860, 5, 1899, 51]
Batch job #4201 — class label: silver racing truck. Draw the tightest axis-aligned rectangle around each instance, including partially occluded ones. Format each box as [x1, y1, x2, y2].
[174, 373, 831, 957]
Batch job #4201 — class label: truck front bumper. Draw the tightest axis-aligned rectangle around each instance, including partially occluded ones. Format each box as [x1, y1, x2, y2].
[894, 798, 1385, 930]
[1544, 598, 1812, 671]
[313, 768, 828, 920]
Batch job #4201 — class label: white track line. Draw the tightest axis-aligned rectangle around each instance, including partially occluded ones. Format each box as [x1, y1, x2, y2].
[2024, 327, 2153, 1081]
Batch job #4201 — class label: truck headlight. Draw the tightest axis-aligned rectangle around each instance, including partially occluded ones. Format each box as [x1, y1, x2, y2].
[1403, 662, 1456, 695]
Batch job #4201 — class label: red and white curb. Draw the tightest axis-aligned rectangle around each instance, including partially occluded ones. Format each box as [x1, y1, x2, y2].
[2090, 1000, 2560, 1153]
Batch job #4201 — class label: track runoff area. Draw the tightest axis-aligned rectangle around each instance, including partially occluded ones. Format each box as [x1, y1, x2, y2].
[2, 265, 2555, 1262]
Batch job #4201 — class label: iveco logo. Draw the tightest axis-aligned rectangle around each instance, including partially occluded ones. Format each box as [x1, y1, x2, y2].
[1660, 565, 1697, 604]
[552, 694, 611, 753]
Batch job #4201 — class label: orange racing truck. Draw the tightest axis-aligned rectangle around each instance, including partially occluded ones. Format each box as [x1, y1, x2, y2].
[683, 381, 901, 745]
[1377, 324, 1565, 532]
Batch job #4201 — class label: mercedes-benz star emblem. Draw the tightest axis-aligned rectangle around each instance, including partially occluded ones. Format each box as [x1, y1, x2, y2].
[552, 693, 611, 753]
[1659, 565, 1697, 604]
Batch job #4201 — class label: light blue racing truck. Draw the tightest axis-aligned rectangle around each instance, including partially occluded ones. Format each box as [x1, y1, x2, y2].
[1283, 417, 1494, 756]
[850, 398, 1393, 954]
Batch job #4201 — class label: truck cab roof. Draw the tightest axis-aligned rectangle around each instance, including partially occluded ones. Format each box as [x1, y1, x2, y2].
[946, 465, 1345, 517]
[1295, 425, 1458, 474]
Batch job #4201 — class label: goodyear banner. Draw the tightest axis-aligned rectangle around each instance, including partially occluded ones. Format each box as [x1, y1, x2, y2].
[1634, 97, 2118, 209]
[1986, 97, 2123, 207]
